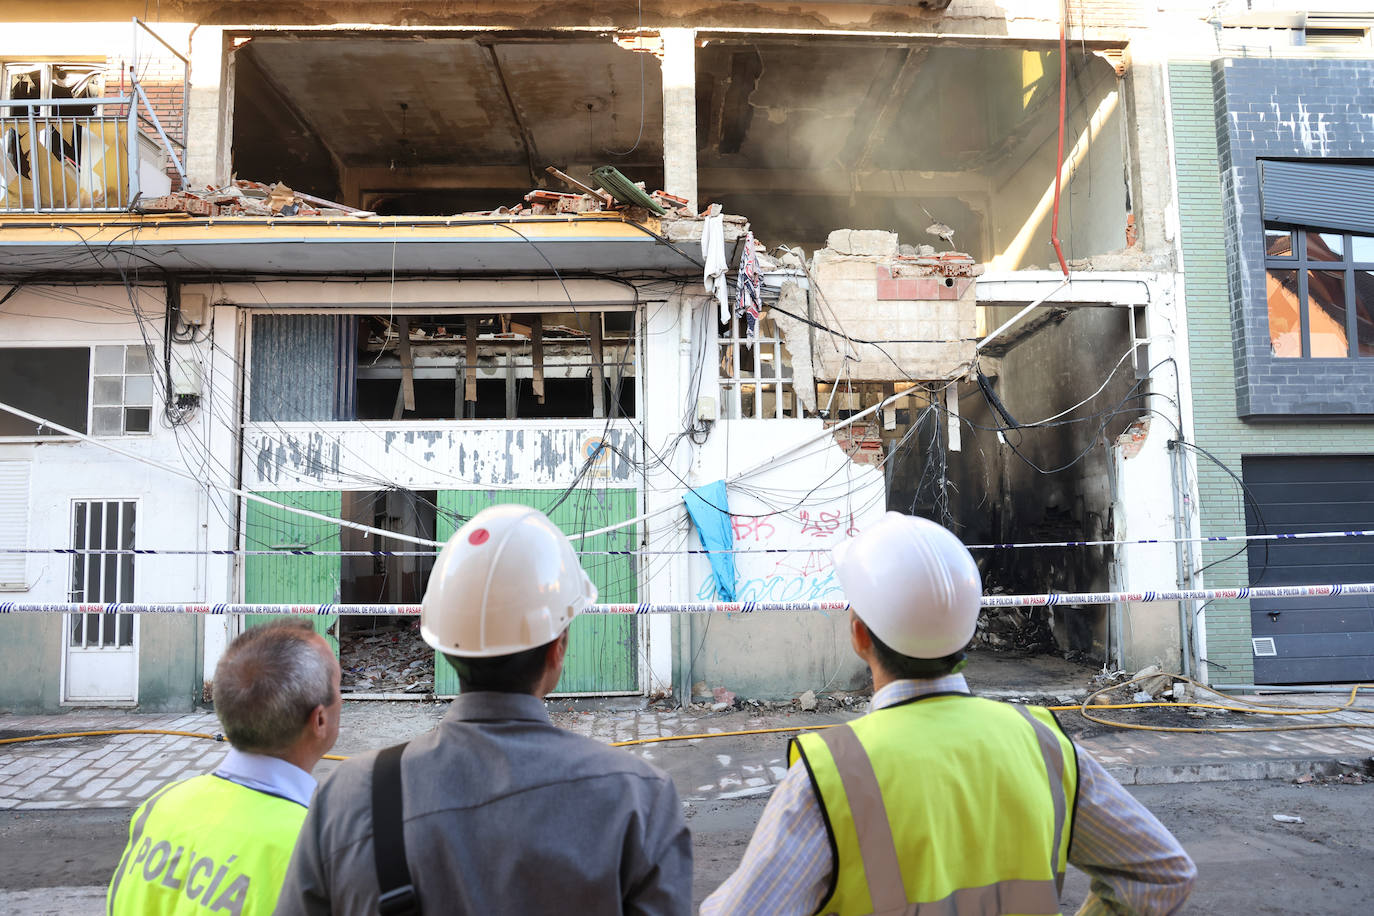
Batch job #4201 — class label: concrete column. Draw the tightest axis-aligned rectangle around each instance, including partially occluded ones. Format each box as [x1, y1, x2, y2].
[660, 28, 697, 212]
[186, 27, 233, 188]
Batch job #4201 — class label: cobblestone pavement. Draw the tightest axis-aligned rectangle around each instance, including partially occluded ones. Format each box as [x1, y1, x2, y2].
[3, 695, 1374, 811]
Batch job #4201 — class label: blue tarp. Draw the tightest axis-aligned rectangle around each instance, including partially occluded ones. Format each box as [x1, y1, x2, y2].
[682, 480, 736, 601]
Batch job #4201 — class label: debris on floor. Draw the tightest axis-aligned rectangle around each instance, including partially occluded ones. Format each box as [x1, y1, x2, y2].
[340, 619, 434, 693]
[973, 602, 1058, 653]
[133, 166, 695, 221]
[137, 179, 364, 218]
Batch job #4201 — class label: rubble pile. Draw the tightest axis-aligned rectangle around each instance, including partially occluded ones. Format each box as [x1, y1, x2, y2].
[134, 167, 696, 221]
[973, 601, 1058, 653]
[137, 180, 360, 218]
[340, 619, 434, 693]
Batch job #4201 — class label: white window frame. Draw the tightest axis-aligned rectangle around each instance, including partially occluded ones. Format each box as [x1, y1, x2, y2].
[2, 61, 105, 116]
[0, 343, 156, 441]
[717, 312, 798, 419]
[66, 497, 138, 649]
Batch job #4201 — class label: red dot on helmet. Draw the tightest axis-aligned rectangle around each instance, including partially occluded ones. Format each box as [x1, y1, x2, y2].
[468, 528, 490, 546]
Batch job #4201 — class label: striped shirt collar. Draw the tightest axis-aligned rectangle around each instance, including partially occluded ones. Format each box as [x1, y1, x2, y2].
[213, 747, 317, 808]
[870, 673, 971, 711]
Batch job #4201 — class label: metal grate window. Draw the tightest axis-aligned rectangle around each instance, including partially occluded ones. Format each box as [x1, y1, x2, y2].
[718, 313, 798, 419]
[68, 500, 135, 648]
[1264, 226, 1374, 359]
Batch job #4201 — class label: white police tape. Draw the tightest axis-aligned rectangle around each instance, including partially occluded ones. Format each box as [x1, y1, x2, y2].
[2, 527, 1373, 559]
[4, 583, 1373, 616]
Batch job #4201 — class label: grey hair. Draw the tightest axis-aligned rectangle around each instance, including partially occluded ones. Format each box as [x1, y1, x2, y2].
[213, 621, 336, 754]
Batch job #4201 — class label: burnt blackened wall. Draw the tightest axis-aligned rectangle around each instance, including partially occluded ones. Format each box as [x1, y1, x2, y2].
[949, 306, 1137, 658]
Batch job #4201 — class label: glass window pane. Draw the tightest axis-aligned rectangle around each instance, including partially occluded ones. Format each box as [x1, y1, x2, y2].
[1266, 269, 1301, 357]
[93, 346, 123, 373]
[117, 614, 133, 647]
[1307, 269, 1349, 357]
[91, 406, 122, 435]
[1356, 271, 1374, 358]
[124, 407, 151, 433]
[124, 346, 151, 374]
[84, 612, 99, 645]
[1352, 235, 1374, 263]
[124, 375, 153, 405]
[92, 376, 122, 405]
[1307, 232, 1344, 262]
[1265, 228, 1294, 258]
[70, 614, 84, 645]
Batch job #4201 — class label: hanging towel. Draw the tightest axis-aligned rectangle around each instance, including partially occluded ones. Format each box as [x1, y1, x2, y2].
[734, 230, 762, 340]
[701, 209, 731, 324]
[682, 480, 737, 601]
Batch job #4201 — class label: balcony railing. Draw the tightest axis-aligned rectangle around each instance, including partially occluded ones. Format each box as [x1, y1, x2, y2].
[1, 20, 188, 213]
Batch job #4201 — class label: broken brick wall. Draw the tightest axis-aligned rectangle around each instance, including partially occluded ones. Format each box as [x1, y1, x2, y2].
[802, 230, 978, 383]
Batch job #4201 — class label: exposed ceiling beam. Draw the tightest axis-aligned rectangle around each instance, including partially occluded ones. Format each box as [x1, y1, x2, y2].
[482, 42, 543, 189]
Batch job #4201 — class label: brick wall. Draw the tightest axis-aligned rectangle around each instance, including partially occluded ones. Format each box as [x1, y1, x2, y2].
[1212, 57, 1374, 416]
[1169, 60, 1374, 684]
[104, 54, 186, 188]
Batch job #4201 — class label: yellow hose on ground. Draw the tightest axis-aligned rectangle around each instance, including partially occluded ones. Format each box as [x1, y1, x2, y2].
[1, 681, 1371, 754]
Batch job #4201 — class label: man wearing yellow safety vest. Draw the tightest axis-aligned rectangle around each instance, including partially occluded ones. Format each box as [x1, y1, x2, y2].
[273, 504, 691, 915]
[108, 620, 342, 916]
[703, 512, 1196, 916]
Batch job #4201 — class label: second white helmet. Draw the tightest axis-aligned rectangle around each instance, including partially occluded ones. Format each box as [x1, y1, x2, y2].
[833, 511, 982, 659]
[420, 504, 597, 658]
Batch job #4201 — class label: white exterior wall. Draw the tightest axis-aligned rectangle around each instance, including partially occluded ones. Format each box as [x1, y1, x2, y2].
[0, 285, 237, 708]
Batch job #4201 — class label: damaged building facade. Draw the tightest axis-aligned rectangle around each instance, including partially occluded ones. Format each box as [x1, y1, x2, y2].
[6, 0, 1353, 711]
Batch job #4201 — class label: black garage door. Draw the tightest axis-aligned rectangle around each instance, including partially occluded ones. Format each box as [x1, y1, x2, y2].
[1243, 456, 1374, 684]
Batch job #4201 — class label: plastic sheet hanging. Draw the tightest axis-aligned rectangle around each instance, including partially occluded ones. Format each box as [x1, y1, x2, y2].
[682, 480, 737, 601]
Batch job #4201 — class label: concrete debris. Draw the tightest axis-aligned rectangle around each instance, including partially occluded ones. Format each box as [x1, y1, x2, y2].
[826, 228, 898, 257]
[136, 180, 356, 218]
[1132, 690, 1154, 703]
[1271, 814, 1304, 824]
[974, 604, 1057, 653]
[1132, 664, 1173, 699]
[340, 620, 434, 693]
[712, 686, 737, 707]
[798, 689, 818, 711]
[133, 167, 695, 223]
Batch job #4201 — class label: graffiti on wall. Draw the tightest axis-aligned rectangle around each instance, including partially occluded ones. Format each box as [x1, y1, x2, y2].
[694, 509, 862, 602]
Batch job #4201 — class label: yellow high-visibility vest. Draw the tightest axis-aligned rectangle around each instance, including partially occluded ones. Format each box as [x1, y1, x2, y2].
[790, 694, 1078, 916]
[107, 773, 307, 916]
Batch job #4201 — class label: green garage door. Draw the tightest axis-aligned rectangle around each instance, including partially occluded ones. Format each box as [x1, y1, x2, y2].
[243, 491, 341, 653]
[433, 488, 639, 695]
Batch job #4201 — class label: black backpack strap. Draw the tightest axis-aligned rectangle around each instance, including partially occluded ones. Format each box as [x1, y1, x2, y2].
[371, 742, 420, 916]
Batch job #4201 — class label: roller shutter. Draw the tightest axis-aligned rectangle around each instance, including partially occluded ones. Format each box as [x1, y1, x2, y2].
[1244, 456, 1374, 683]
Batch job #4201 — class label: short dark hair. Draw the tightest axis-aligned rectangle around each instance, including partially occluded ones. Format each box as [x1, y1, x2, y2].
[213, 621, 336, 754]
[866, 624, 967, 680]
[443, 637, 557, 694]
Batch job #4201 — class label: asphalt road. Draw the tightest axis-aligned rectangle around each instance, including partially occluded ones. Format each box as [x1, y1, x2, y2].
[2, 780, 1371, 914]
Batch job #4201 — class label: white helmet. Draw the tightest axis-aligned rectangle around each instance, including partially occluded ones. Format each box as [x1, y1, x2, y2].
[420, 504, 597, 658]
[832, 511, 982, 659]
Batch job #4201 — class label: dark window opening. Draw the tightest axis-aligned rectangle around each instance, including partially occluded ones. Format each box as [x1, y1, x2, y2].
[353, 311, 636, 421]
[339, 489, 437, 694]
[0, 347, 91, 436]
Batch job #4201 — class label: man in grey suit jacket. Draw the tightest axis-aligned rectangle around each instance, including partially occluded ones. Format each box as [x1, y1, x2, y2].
[274, 505, 691, 916]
